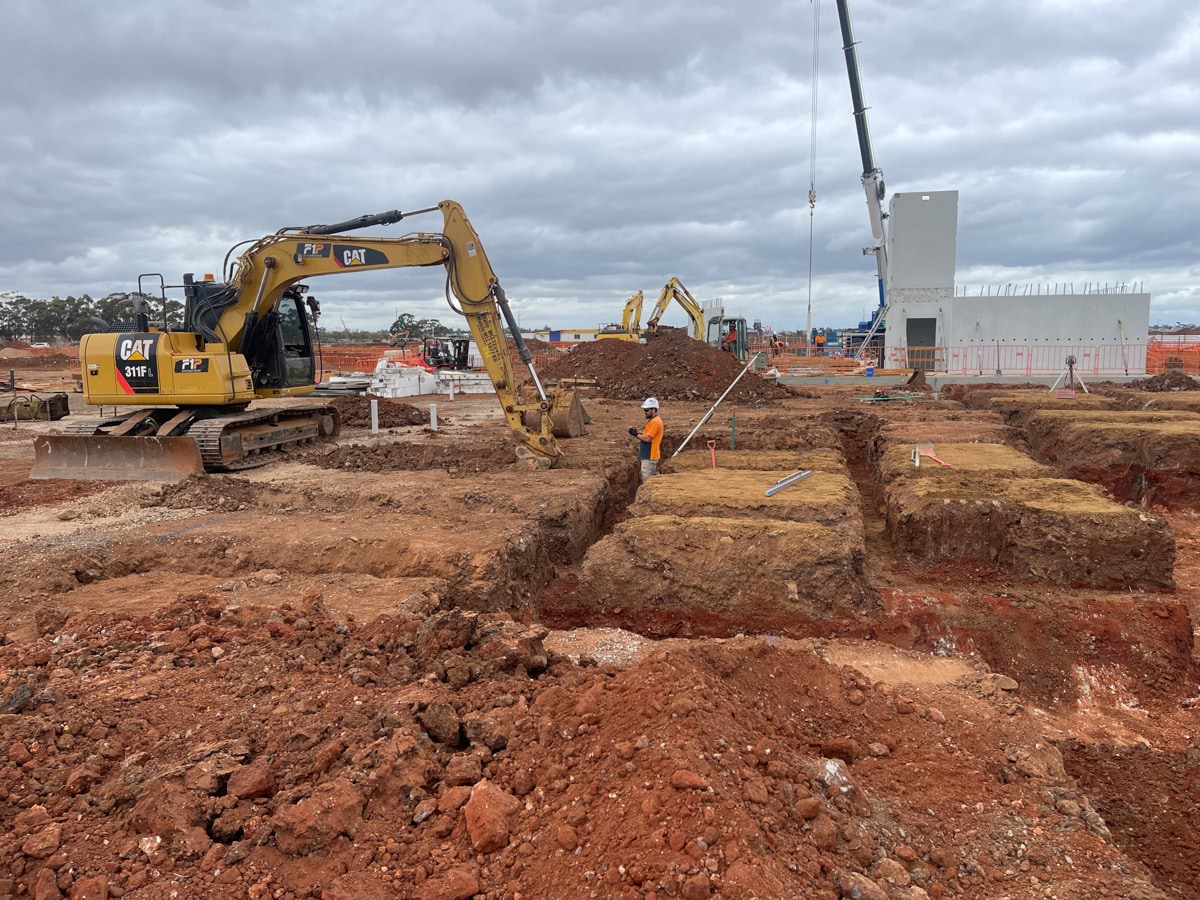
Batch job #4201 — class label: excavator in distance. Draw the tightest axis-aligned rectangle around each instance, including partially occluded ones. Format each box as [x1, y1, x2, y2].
[31, 200, 586, 480]
[644, 277, 705, 341]
[597, 291, 644, 340]
[644, 277, 751, 360]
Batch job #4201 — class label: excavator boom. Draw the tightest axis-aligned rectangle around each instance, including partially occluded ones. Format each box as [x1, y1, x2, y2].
[32, 201, 582, 479]
[644, 277, 705, 341]
[621, 291, 644, 332]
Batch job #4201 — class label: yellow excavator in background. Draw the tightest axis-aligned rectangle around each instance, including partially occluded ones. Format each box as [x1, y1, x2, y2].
[644, 277, 705, 340]
[596, 291, 643, 341]
[31, 200, 585, 480]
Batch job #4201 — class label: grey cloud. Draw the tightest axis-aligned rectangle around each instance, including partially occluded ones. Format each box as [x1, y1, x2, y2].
[0, 0, 1196, 330]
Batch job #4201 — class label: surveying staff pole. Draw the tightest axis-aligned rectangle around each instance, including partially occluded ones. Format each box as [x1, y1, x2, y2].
[672, 352, 764, 458]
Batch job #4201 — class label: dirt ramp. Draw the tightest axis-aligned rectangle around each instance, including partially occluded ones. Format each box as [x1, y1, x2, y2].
[886, 475, 1175, 589]
[631, 470, 861, 534]
[557, 515, 875, 635]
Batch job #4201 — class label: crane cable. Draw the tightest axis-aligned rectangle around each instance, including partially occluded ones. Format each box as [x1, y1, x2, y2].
[805, 0, 821, 350]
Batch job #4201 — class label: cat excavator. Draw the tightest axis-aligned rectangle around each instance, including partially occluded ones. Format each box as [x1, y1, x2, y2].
[31, 200, 585, 480]
[597, 290, 644, 340]
[644, 277, 705, 340]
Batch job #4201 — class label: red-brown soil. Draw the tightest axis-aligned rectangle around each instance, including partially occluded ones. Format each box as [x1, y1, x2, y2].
[0, 479, 114, 516]
[939, 382, 1044, 402]
[0, 393, 1197, 899]
[537, 331, 790, 404]
[0, 603, 1171, 900]
[330, 397, 441, 429]
[1023, 410, 1200, 505]
[0, 353, 78, 370]
[314, 435, 517, 476]
[1127, 370, 1200, 392]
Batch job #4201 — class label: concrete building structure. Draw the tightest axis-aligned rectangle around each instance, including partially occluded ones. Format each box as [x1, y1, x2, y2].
[881, 190, 1151, 375]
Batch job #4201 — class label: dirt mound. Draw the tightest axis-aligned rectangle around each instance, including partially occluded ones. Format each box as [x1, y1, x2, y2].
[317, 436, 516, 475]
[330, 397, 434, 428]
[1, 352, 76, 369]
[513, 337, 557, 352]
[537, 331, 791, 403]
[1128, 370, 1200, 392]
[0, 599, 1168, 899]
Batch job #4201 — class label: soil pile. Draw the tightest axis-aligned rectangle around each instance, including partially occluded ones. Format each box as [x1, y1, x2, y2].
[0, 353, 77, 369]
[512, 337, 557, 352]
[537, 331, 791, 403]
[0, 600, 1167, 899]
[330, 397, 434, 428]
[1129, 370, 1200, 392]
[317, 436, 516, 475]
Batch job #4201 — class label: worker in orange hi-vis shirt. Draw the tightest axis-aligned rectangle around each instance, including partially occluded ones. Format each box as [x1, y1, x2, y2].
[628, 397, 663, 482]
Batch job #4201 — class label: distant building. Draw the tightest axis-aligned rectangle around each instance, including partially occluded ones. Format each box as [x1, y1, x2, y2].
[879, 190, 1150, 375]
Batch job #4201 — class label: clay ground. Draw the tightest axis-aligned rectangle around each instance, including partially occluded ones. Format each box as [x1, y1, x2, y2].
[1, 375, 1198, 900]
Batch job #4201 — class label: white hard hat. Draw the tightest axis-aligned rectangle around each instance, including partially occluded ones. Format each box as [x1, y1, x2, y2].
[642, 397, 659, 410]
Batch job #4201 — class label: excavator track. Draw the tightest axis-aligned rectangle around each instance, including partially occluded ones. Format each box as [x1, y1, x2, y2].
[188, 404, 340, 471]
[31, 405, 340, 481]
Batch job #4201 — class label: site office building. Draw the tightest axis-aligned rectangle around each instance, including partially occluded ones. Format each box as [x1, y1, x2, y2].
[882, 190, 1150, 375]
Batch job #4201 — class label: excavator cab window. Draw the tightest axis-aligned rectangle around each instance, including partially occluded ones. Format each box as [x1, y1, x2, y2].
[279, 294, 316, 386]
[707, 317, 748, 362]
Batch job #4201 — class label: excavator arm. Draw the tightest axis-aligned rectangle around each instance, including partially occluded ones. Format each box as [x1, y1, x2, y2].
[620, 290, 644, 332]
[219, 200, 576, 468]
[644, 277, 704, 341]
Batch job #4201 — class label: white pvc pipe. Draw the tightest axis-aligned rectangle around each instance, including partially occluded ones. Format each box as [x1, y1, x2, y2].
[370, 398, 379, 433]
[430, 403, 438, 431]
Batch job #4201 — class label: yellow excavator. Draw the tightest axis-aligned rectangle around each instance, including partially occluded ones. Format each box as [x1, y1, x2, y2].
[596, 291, 644, 341]
[31, 200, 585, 480]
[644, 277, 705, 340]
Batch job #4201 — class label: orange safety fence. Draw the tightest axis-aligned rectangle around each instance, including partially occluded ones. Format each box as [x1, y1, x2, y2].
[1147, 342, 1200, 375]
[318, 341, 1200, 380]
[317, 347, 565, 379]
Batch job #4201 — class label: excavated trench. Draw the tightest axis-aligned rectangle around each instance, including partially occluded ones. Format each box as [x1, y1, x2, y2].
[2, 426, 643, 636]
[534, 405, 1196, 714]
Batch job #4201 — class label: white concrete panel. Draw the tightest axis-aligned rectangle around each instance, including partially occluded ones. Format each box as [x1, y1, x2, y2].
[887, 190, 959, 290]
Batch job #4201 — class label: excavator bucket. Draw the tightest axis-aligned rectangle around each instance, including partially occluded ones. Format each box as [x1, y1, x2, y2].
[521, 390, 590, 439]
[549, 390, 589, 438]
[30, 435, 205, 482]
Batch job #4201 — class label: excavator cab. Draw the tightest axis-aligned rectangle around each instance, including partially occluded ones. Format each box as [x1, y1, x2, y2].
[707, 316, 749, 362]
[423, 337, 471, 370]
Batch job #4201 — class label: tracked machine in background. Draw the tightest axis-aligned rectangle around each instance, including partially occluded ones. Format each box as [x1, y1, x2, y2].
[32, 200, 585, 480]
[597, 291, 644, 340]
[644, 277, 706, 340]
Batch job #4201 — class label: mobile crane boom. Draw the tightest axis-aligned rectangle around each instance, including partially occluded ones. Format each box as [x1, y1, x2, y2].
[836, 0, 889, 310]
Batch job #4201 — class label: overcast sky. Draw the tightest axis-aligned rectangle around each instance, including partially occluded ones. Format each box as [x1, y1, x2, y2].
[1, 0, 1197, 331]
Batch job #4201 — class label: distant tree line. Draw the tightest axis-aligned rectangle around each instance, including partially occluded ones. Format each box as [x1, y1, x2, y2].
[0, 292, 183, 342]
[0, 293, 453, 344]
[388, 312, 453, 337]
